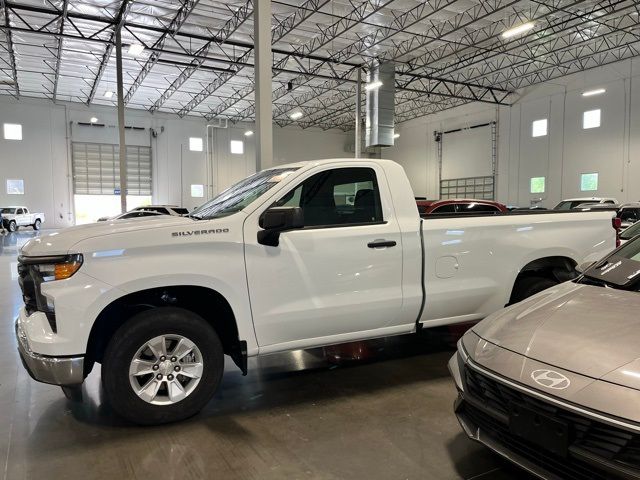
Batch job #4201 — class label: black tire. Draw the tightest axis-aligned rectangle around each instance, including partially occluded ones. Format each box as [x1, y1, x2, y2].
[8, 220, 16, 232]
[33, 219, 41, 230]
[511, 276, 558, 304]
[102, 307, 224, 425]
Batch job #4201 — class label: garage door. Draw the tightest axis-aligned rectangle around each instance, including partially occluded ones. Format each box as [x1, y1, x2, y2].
[72, 142, 152, 195]
[437, 122, 496, 200]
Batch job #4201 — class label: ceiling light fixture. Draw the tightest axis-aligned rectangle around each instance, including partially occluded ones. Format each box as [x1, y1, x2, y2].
[104, 90, 114, 98]
[364, 80, 383, 91]
[127, 44, 145, 56]
[501, 22, 535, 39]
[244, 130, 254, 136]
[289, 111, 303, 120]
[582, 88, 606, 97]
[90, 117, 98, 123]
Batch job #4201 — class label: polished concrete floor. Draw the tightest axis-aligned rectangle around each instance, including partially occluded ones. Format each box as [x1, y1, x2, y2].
[0, 230, 532, 480]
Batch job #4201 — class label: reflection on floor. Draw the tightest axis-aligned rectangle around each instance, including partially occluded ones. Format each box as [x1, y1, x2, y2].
[0, 230, 532, 480]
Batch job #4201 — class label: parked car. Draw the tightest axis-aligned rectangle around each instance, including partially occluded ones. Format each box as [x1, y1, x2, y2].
[553, 197, 618, 210]
[15, 159, 616, 425]
[1, 206, 45, 231]
[574, 202, 640, 229]
[416, 198, 507, 216]
[99, 211, 164, 222]
[450, 234, 640, 479]
[97, 205, 189, 222]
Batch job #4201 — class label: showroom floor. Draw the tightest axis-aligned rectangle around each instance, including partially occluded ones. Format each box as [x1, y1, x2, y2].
[0, 231, 531, 480]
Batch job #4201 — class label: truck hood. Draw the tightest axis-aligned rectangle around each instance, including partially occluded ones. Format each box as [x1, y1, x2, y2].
[472, 281, 640, 389]
[21, 216, 196, 256]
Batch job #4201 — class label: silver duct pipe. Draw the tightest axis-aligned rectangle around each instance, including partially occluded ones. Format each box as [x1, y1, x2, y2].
[365, 62, 395, 148]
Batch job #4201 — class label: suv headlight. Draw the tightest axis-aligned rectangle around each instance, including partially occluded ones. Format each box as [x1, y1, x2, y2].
[21, 254, 84, 282]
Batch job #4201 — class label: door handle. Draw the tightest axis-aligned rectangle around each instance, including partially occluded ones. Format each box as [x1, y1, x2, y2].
[367, 240, 397, 248]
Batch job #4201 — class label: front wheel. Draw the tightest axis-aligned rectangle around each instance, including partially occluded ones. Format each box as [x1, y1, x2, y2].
[102, 307, 224, 425]
[33, 219, 41, 230]
[8, 220, 16, 232]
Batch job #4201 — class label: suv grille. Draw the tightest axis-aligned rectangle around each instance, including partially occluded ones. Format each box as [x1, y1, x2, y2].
[464, 365, 640, 479]
[17, 259, 57, 332]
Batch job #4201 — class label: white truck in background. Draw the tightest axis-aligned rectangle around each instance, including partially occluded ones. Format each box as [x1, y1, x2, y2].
[1, 206, 45, 231]
[14, 159, 617, 425]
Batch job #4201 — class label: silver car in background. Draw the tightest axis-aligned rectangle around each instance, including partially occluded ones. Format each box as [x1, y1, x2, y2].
[450, 236, 640, 479]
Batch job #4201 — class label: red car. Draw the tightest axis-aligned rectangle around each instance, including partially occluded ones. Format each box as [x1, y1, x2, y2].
[415, 198, 508, 217]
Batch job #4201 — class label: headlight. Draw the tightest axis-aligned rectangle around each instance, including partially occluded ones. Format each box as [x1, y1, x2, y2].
[20, 254, 83, 281]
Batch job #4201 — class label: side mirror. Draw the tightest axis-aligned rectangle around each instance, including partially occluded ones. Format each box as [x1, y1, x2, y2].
[576, 261, 595, 274]
[257, 207, 304, 247]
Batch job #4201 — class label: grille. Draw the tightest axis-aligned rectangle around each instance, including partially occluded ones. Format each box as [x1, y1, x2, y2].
[17, 259, 57, 332]
[464, 366, 640, 478]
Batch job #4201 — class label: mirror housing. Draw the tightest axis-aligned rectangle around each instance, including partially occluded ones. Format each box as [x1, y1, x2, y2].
[258, 207, 304, 247]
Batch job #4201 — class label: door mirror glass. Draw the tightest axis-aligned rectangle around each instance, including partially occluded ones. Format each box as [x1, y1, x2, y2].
[258, 207, 304, 247]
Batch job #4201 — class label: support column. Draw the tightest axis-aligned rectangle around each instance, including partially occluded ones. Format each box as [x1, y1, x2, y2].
[115, 29, 127, 213]
[254, 0, 272, 170]
[355, 68, 362, 158]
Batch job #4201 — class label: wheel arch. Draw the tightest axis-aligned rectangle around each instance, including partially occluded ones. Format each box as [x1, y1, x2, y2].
[85, 285, 247, 377]
[508, 255, 578, 304]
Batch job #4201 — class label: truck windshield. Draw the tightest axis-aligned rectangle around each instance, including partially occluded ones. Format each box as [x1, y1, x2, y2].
[190, 168, 299, 220]
[580, 237, 640, 291]
[0, 208, 16, 214]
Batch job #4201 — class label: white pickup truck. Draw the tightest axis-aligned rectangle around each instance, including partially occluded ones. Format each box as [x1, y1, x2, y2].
[15, 159, 616, 425]
[1, 206, 45, 231]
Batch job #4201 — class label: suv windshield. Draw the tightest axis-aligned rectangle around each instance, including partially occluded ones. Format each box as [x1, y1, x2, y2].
[190, 168, 299, 220]
[581, 237, 640, 290]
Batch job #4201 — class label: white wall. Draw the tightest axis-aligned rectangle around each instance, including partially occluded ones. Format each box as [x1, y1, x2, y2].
[387, 57, 640, 208]
[0, 96, 352, 226]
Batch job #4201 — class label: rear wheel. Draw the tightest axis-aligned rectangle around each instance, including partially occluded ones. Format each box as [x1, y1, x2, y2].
[511, 276, 558, 304]
[33, 219, 41, 230]
[8, 220, 16, 232]
[102, 307, 224, 425]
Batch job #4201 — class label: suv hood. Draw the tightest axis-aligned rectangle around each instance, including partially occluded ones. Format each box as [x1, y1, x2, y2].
[473, 281, 640, 389]
[21, 216, 196, 256]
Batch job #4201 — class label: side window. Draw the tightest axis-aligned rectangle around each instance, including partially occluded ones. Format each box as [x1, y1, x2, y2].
[462, 203, 499, 213]
[16, 208, 23, 215]
[431, 204, 456, 214]
[274, 167, 383, 227]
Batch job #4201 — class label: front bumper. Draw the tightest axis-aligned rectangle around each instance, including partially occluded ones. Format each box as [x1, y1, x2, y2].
[15, 318, 84, 386]
[450, 350, 640, 480]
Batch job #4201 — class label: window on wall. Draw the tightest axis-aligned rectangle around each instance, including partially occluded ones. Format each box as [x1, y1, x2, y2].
[580, 173, 599, 191]
[6, 179, 24, 194]
[530, 177, 545, 194]
[531, 119, 548, 137]
[230, 140, 244, 154]
[189, 137, 203, 152]
[583, 109, 601, 129]
[191, 184, 204, 198]
[3, 123, 22, 140]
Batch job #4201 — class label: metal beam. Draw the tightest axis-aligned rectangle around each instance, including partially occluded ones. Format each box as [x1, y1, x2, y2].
[148, 0, 252, 114]
[1, 0, 19, 97]
[51, 0, 68, 103]
[87, 0, 133, 105]
[226, 0, 398, 121]
[115, 27, 127, 214]
[254, 0, 272, 170]
[180, 0, 331, 119]
[123, 0, 200, 106]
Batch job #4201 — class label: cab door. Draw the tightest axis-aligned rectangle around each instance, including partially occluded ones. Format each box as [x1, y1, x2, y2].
[243, 164, 404, 349]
